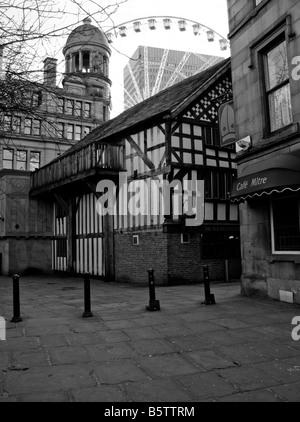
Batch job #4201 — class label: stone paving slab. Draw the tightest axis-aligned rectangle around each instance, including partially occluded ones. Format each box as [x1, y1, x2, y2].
[269, 382, 300, 402]
[93, 359, 148, 384]
[71, 385, 129, 402]
[216, 366, 281, 392]
[123, 378, 191, 402]
[4, 365, 97, 395]
[0, 275, 300, 402]
[217, 389, 283, 402]
[178, 372, 238, 400]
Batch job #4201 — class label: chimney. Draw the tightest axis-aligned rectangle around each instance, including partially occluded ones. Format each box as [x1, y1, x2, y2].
[43, 57, 57, 87]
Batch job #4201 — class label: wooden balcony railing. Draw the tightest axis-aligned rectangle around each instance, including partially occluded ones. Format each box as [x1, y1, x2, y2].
[30, 142, 124, 194]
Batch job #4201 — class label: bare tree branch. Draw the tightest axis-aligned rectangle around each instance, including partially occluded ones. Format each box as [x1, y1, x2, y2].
[0, 0, 128, 135]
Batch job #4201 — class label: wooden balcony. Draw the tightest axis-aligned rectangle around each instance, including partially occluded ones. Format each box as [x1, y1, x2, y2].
[30, 141, 124, 196]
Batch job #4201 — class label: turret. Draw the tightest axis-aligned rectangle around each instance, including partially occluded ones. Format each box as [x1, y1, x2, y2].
[62, 17, 111, 106]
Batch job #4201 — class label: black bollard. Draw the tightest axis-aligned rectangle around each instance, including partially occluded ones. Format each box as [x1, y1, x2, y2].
[146, 269, 160, 312]
[202, 265, 216, 305]
[82, 273, 93, 318]
[11, 274, 22, 323]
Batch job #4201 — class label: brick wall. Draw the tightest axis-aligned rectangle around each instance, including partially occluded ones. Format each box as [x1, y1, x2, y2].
[114, 229, 242, 285]
[167, 232, 202, 284]
[167, 232, 241, 284]
[114, 229, 168, 285]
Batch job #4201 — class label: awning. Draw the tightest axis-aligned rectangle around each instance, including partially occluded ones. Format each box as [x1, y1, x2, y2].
[230, 152, 300, 202]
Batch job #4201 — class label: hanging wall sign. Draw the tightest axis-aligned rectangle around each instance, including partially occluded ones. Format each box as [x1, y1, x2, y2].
[218, 100, 236, 147]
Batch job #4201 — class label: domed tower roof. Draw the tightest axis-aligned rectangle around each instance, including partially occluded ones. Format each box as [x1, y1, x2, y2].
[63, 17, 110, 55]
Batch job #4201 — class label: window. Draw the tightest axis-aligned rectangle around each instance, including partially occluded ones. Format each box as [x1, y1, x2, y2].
[82, 51, 91, 72]
[30, 152, 40, 171]
[16, 150, 27, 170]
[205, 171, 235, 200]
[74, 53, 80, 72]
[32, 119, 41, 136]
[219, 172, 227, 200]
[57, 98, 64, 114]
[24, 118, 32, 135]
[75, 125, 82, 141]
[75, 101, 82, 117]
[56, 122, 64, 139]
[12, 116, 21, 133]
[66, 55, 71, 73]
[24, 118, 41, 135]
[132, 235, 139, 246]
[57, 238, 67, 257]
[271, 195, 300, 253]
[2, 115, 21, 133]
[203, 126, 220, 146]
[2, 149, 40, 171]
[201, 229, 240, 258]
[103, 56, 108, 76]
[3, 115, 11, 132]
[32, 92, 41, 108]
[3, 149, 13, 169]
[181, 233, 190, 244]
[67, 124, 74, 141]
[205, 171, 214, 199]
[65, 99, 74, 115]
[263, 38, 292, 132]
[84, 103, 91, 118]
[93, 54, 103, 73]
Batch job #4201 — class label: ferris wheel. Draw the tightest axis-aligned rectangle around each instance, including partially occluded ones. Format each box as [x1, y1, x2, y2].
[104, 16, 230, 112]
[105, 16, 229, 49]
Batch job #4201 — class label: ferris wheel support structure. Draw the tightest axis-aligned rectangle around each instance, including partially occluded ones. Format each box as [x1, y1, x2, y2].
[152, 48, 169, 96]
[144, 46, 150, 99]
[164, 51, 192, 89]
[193, 54, 222, 75]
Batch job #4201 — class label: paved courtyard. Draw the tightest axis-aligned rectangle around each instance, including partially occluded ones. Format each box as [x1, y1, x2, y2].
[0, 275, 300, 402]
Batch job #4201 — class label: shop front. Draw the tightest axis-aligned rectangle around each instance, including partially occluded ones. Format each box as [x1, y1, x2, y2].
[231, 151, 300, 304]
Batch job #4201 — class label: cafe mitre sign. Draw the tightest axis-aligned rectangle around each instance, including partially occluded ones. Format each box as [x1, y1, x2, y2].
[231, 168, 300, 200]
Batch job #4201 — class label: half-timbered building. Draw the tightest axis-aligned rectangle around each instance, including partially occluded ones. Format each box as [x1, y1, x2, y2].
[28, 57, 241, 284]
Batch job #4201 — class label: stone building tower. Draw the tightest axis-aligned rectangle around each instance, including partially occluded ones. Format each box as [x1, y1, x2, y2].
[62, 17, 112, 121]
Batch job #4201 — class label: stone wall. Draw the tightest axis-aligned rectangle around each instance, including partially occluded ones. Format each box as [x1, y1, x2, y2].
[0, 170, 53, 275]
